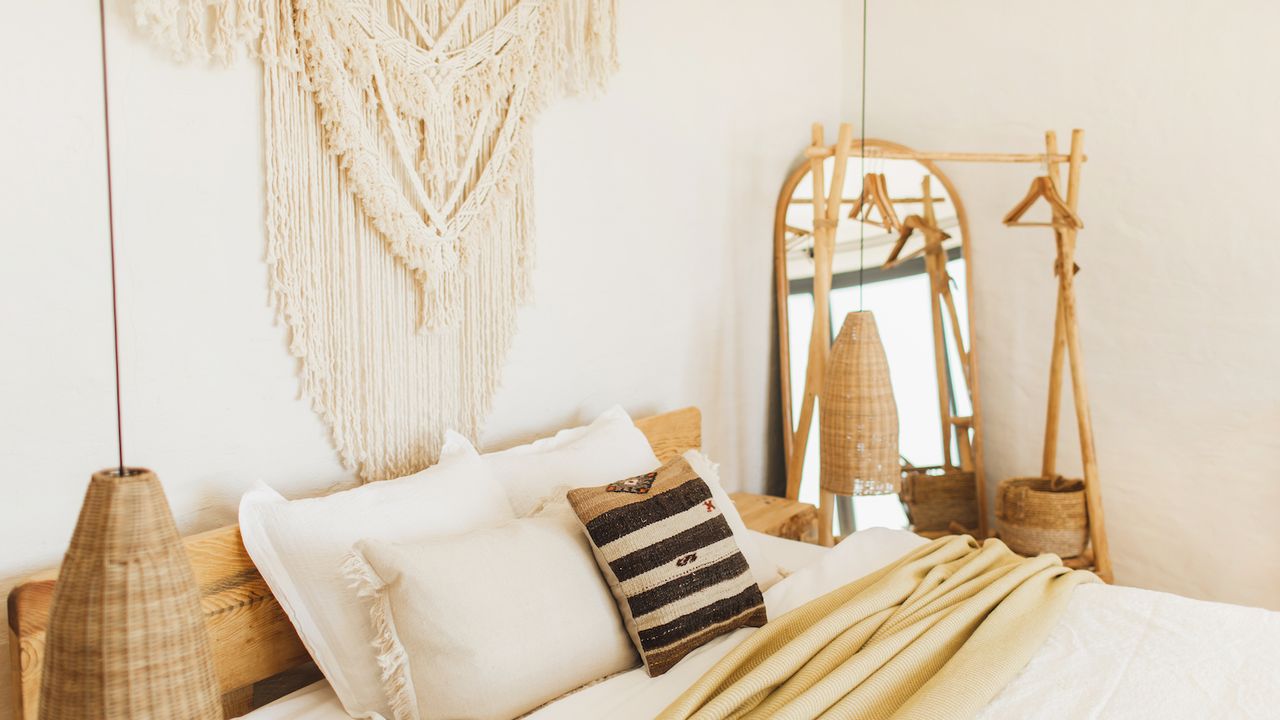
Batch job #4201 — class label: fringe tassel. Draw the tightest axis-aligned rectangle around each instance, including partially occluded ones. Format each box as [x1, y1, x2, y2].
[342, 552, 421, 720]
[135, 0, 263, 62]
[135, 0, 618, 481]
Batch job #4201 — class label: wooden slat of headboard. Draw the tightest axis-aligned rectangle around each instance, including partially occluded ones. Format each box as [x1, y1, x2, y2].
[8, 406, 701, 720]
[635, 406, 701, 463]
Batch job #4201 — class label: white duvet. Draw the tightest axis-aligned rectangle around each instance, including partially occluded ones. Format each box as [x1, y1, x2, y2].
[244, 530, 1280, 719]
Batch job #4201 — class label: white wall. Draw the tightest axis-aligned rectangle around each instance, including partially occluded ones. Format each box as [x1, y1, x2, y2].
[9, 3, 1277, 715]
[854, 1, 1280, 609]
[0, 2, 847, 716]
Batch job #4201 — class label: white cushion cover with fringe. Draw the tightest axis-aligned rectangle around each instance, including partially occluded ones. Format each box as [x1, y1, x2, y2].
[346, 507, 638, 720]
[239, 442, 514, 719]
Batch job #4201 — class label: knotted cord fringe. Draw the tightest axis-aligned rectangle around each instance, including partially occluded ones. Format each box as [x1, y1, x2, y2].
[133, 0, 617, 480]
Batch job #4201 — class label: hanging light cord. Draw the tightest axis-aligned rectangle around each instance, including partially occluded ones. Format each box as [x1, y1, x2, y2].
[858, 0, 868, 311]
[98, 0, 125, 476]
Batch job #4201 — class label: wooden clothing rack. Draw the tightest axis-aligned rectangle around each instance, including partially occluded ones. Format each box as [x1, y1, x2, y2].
[1003, 129, 1112, 582]
[788, 125, 1110, 580]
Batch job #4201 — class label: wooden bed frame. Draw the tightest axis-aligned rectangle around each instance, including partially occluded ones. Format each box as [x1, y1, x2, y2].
[7, 407, 702, 719]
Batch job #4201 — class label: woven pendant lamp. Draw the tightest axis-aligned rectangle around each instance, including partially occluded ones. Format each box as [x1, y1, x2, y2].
[37, 2, 223, 718]
[39, 470, 223, 720]
[820, 311, 900, 496]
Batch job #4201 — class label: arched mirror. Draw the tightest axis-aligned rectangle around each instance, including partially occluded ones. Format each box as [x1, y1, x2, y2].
[773, 140, 984, 537]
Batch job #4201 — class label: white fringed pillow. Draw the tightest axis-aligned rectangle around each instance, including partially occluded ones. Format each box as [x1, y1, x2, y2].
[346, 507, 638, 720]
[238, 445, 513, 720]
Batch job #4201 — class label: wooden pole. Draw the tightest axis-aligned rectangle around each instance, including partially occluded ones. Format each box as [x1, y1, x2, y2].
[804, 147, 1087, 164]
[1058, 130, 1112, 582]
[954, 417, 974, 471]
[1041, 130, 1068, 476]
[941, 290, 971, 390]
[928, 248, 953, 469]
[818, 489, 836, 547]
[925, 175, 974, 398]
[790, 196, 950, 205]
[787, 122, 855, 502]
[920, 176, 955, 470]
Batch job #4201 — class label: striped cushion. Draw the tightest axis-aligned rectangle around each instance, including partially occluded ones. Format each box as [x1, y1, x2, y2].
[567, 457, 767, 676]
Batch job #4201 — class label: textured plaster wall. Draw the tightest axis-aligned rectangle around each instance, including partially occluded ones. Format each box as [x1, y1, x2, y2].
[852, 0, 1280, 609]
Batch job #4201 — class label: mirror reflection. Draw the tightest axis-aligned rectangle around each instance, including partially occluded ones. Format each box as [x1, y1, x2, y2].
[774, 143, 981, 536]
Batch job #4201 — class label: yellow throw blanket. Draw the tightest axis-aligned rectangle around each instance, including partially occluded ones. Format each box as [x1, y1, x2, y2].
[658, 536, 1098, 720]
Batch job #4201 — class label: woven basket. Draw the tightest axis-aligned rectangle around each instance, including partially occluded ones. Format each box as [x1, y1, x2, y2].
[900, 467, 978, 532]
[995, 476, 1088, 558]
[40, 468, 222, 720]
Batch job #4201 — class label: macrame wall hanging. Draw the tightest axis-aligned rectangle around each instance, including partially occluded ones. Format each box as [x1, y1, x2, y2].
[133, 0, 618, 480]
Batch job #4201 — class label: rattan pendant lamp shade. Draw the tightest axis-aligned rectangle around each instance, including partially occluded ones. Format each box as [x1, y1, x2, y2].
[40, 471, 223, 720]
[38, 2, 223, 718]
[820, 311, 900, 496]
[815, 2, 899, 500]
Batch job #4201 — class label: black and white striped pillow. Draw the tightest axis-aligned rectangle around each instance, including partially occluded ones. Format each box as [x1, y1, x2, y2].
[567, 457, 767, 676]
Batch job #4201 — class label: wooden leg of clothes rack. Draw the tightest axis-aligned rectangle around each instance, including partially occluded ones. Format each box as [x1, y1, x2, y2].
[1042, 130, 1068, 477]
[1039, 130, 1112, 582]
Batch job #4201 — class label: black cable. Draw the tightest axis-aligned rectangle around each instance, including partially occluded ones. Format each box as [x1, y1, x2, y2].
[858, 0, 868, 311]
[97, 0, 125, 475]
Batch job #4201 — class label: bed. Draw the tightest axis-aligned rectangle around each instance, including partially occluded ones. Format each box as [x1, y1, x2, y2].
[240, 526, 1280, 719]
[10, 407, 1280, 719]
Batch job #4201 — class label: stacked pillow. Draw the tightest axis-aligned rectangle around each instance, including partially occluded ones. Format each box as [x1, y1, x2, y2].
[238, 440, 513, 719]
[447, 405, 663, 516]
[241, 406, 779, 720]
[345, 507, 638, 720]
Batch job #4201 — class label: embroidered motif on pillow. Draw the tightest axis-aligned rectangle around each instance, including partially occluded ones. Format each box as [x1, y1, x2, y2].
[567, 457, 767, 676]
[607, 470, 656, 494]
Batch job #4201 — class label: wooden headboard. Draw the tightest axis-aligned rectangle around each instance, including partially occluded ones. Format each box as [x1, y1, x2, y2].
[8, 407, 701, 719]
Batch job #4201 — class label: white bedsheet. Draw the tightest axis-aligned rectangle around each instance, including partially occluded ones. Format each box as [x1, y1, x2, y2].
[977, 583, 1280, 719]
[242, 529, 1280, 719]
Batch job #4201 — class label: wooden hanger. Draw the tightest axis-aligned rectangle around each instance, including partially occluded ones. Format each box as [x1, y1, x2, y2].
[883, 176, 950, 269]
[1003, 175, 1083, 229]
[847, 173, 903, 233]
[784, 224, 813, 253]
[882, 215, 950, 269]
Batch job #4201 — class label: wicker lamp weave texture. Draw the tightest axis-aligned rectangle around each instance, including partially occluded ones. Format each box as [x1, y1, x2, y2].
[820, 311, 900, 496]
[39, 469, 222, 720]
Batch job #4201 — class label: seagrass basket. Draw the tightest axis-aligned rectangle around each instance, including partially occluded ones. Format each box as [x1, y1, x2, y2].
[899, 466, 978, 533]
[995, 475, 1088, 558]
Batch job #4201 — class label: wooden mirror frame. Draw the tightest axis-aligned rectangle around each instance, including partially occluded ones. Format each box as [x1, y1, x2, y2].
[772, 139, 987, 536]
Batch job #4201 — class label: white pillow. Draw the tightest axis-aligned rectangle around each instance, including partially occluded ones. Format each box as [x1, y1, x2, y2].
[682, 450, 784, 590]
[447, 405, 661, 517]
[346, 507, 639, 720]
[238, 446, 514, 720]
